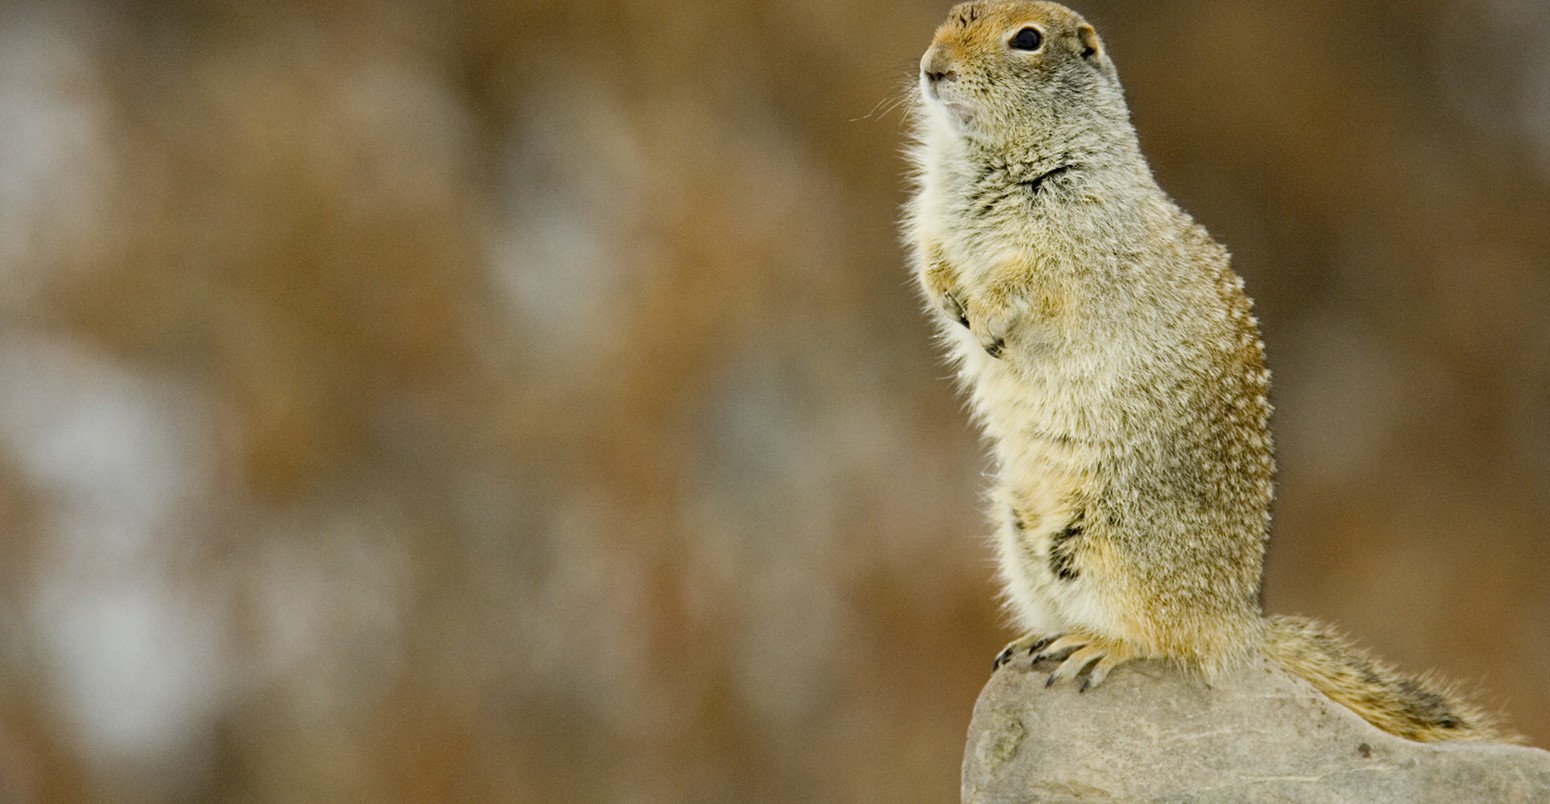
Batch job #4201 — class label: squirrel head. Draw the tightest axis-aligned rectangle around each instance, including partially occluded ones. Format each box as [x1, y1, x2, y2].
[919, 1, 1127, 156]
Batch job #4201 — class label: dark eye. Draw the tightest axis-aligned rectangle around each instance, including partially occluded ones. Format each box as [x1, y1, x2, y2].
[1009, 27, 1042, 51]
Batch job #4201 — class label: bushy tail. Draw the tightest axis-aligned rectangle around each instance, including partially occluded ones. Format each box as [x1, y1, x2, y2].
[1263, 614, 1511, 743]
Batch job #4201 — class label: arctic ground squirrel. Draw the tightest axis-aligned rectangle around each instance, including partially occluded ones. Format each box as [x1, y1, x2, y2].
[904, 0, 1508, 742]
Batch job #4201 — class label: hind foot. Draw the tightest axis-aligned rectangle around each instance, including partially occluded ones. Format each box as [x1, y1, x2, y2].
[1029, 631, 1139, 693]
[992, 632, 1060, 671]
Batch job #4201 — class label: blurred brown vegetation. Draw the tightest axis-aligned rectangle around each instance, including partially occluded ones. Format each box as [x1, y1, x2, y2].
[0, 0, 1546, 801]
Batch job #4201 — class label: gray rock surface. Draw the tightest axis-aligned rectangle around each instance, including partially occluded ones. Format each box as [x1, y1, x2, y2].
[963, 655, 1550, 803]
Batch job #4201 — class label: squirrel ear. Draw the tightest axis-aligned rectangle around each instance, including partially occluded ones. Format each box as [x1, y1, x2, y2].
[1076, 23, 1102, 61]
[1075, 22, 1117, 80]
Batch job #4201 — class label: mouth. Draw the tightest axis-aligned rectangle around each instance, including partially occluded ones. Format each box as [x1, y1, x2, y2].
[940, 102, 973, 124]
[924, 84, 974, 124]
[932, 96, 973, 125]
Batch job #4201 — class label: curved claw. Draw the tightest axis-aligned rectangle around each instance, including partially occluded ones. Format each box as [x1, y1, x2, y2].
[943, 292, 969, 328]
[1024, 634, 1059, 658]
[1032, 632, 1139, 692]
[993, 632, 1059, 672]
[1030, 643, 1079, 666]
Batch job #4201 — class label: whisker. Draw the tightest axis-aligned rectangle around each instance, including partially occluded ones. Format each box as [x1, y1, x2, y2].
[852, 78, 922, 123]
[850, 93, 896, 123]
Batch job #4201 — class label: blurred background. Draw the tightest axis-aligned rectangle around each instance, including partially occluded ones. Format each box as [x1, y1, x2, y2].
[0, 0, 1546, 800]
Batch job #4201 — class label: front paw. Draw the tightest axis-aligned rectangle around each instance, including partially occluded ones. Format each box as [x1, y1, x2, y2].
[922, 264, 970, 328]
[966, 289, 1030, 359]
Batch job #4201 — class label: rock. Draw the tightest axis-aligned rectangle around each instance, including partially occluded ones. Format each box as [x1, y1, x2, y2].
[962, 655, 1550, 803]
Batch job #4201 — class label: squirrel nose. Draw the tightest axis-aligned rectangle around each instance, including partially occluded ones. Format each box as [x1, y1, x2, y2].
[922, 49, 957, 84]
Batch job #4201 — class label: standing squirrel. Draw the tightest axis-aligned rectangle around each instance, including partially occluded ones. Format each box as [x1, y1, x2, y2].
[904, 0, 1508, 742]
